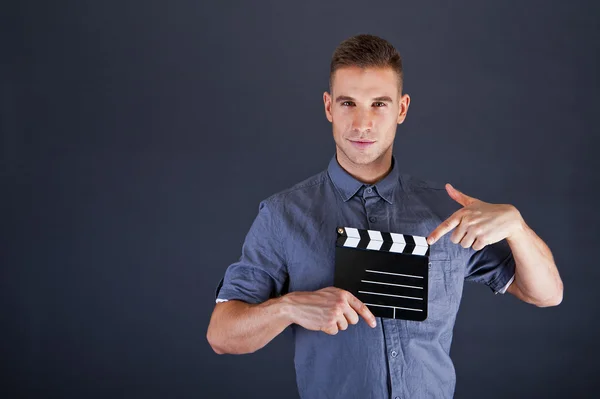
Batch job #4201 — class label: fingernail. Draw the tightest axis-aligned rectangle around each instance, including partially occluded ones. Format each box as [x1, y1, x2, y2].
[371, 321, 377, 327]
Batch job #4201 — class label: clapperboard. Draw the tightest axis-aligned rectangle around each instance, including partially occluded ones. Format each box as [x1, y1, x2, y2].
[334, 226, 430, 321]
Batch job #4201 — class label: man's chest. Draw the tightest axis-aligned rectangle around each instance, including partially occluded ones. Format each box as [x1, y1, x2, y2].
[283, 196, 466, 297]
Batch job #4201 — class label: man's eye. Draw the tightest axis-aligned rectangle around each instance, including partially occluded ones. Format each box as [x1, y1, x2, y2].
[373, 102, 386, 107]
[342, 101, 354, 106]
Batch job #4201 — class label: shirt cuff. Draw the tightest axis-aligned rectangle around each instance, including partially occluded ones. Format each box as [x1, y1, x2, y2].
[216, 298, 229, 303]
[494, 274, 515, 295]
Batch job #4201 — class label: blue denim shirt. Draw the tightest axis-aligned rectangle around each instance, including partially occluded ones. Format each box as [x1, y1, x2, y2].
[215, 154, 515, 399]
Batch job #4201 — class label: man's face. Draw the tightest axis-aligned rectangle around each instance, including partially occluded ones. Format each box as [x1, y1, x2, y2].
[324, 66, 410, 167]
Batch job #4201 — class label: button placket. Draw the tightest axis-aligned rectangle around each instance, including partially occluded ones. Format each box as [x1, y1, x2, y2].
[383, 320, 404, 399]
[364, 188, 383, 228]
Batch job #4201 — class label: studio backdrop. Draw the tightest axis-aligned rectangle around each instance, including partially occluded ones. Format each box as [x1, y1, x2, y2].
[2, 1, 599, 398]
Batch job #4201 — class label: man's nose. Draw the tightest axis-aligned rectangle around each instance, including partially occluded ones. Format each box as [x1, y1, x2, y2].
[352, 108, 374, 132]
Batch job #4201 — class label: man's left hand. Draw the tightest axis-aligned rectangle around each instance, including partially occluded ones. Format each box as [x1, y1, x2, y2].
[427, 183, 524, 251]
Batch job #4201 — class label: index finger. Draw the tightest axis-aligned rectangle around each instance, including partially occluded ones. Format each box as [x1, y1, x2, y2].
[346, 293, 377, 328]
[427, 211, 462, 245]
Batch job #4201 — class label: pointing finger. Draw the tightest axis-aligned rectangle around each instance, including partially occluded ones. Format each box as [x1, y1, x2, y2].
[427, 212, 462, 245]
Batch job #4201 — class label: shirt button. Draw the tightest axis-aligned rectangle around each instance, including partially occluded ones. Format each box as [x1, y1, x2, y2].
[369, 216, 377, 223]
[366, 187, 372, 193]
[395, 397, 400, 399]
[391, 350, 397, 357]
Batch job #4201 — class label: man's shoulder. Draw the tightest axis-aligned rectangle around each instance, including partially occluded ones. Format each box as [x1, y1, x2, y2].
[260, 169, 329, 206]
[400, 172, 447, 192]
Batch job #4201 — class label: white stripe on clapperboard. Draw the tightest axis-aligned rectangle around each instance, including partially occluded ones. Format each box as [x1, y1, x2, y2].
[358, 290, 423, 301]
[361, 278, 422, 290]
[342, 227, 429, 256]
[363, 303, 423, 315]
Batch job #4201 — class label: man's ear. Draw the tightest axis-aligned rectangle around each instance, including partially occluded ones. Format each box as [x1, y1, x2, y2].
[397, 93, 411, 124]
[323, 91, 333, 123]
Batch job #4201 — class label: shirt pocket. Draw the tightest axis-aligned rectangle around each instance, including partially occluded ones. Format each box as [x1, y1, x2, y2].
[427, 258, 458, 310]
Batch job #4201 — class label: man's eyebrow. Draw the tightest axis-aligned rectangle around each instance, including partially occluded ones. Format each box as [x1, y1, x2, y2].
[335, 95, 394, 103]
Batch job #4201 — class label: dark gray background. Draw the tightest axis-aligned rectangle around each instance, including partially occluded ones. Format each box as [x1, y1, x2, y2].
[2, 1, 599, 398]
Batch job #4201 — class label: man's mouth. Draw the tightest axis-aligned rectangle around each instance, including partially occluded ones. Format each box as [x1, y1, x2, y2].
[349, 139, 375, 149]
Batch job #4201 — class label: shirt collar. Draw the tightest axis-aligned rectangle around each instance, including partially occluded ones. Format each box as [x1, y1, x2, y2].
[327, 153, 400, 204]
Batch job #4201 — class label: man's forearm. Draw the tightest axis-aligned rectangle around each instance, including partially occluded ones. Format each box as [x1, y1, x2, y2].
[207, 297, 293, 355]
[506, 217, 563, 306]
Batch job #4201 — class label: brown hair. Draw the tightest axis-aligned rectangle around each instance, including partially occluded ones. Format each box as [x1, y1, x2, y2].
[329, 34, 403, 94]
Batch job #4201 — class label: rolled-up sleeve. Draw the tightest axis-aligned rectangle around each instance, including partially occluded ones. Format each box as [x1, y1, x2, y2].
[214, 199, 288, 304]
[465, 239, 516, 294]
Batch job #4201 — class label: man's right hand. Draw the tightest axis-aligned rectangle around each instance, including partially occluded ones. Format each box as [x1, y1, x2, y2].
[281, 287, 377, 335]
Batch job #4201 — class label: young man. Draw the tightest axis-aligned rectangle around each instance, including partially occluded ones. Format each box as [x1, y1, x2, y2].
[207, 34, 563, 398]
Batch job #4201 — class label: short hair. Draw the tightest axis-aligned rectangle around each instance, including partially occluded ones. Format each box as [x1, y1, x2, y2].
[329, 34, 403, 94]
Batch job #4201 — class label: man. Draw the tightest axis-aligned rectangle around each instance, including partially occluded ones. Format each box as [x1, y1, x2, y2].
[206, 34, 563, 398]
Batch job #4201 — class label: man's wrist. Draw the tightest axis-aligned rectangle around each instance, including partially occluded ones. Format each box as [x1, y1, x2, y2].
[273, 293, 297, 327]
[507, 210, 528, 243]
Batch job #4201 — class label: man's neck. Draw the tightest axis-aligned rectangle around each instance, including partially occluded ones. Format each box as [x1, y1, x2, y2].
[336, 150, 393, 185]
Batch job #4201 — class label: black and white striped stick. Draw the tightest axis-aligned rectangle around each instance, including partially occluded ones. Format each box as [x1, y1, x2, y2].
[336, 226, 430, 257]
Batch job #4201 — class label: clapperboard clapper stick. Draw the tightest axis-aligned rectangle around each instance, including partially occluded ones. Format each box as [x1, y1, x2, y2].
[334, 227, 430, 321]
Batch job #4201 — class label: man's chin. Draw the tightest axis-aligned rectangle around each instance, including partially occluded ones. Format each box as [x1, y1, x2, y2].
[336, 144, 386, 166]
[345, 152, 379, 166]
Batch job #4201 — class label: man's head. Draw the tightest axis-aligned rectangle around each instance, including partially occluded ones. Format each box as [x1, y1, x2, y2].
[324, 34, 410, 171]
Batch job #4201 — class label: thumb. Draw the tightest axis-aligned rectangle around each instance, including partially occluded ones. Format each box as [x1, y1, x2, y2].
[446, 183, 475, 206]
